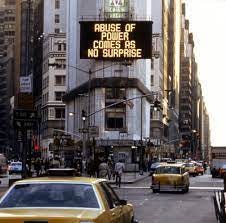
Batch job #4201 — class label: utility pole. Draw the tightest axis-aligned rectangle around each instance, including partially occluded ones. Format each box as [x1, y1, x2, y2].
[140, 96, 143, 175]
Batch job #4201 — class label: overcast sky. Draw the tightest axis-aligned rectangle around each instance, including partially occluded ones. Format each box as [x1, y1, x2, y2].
[185, 0, 226, 146]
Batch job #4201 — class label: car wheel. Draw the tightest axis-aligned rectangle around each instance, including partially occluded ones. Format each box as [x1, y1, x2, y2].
[183, 186, 189, 193]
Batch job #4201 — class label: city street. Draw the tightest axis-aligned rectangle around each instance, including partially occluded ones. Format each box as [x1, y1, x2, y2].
[0, 173, 222, 222]
[115, 174, 222, 223]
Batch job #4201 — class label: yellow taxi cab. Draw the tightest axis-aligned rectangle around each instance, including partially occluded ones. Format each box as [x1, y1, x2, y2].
[0, 169, 136, 223]
[151, 163, 189, 193]
[184, 162, 198, 177]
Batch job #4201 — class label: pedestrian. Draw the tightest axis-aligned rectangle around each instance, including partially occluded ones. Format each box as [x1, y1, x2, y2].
[114, 159, 125, 188]
[44, 159, 49, 172]
[87, 158, 95, 177]
[203, 161, 207, 173]
[99, 160, 109, 179]
[107, 158, 115, 180]
[34, 158, 41, 176]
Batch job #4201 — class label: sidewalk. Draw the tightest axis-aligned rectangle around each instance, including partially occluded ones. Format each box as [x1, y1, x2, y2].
[108, 172, 150, 184]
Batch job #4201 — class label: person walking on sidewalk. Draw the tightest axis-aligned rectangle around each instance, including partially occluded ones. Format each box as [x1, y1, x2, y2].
[99, 160, 109, 179]
[115, 160, 125, 188]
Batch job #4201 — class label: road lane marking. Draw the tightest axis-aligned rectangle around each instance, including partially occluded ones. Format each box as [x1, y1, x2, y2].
[115, 186, 224, 190]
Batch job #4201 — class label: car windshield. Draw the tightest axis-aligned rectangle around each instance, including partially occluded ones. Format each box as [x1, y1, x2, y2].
[0, 183, 100, 209]
[156, 166, 181, 174]
[151, 163, 161, 168]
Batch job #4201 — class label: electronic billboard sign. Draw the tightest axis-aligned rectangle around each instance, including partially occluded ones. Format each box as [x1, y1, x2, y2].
[80, 21, 153, 59]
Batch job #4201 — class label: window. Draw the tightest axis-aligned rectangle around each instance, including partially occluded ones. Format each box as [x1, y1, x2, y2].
[55, 75, 66, 86]
[105, 88, 126, 130]
[55, 91, 65, 101]
[105, 88, 126, 100]
[0, 183, 99, 209]
[99, 182, 120, 209]
[151, 75, 154, 86]
[63, 43, 66, 51]
[55, 28, 60, 33]
[55, 59, 66, 69]
[55, 14, 60, 23]
[106, 112, 125, 129]
[55, 108, 65, 119]
[58, 44, 62, 51]
[151, 59, 154, 69]
[55, 0, 60, 9]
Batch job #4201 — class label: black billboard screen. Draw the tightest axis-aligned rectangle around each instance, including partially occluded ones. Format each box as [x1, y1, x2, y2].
[80, 21, 152, 59]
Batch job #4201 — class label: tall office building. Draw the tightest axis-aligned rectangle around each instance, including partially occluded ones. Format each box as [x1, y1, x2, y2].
[33, 0, 67, 158]
[0, 0, 16, 152]
[150, 0, 173, 158]
[64, 0, 152, 168]
[167, 0, 182, 145]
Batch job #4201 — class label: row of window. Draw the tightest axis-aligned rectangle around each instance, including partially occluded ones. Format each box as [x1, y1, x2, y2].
[42, 107, 65, 122]
[42, 76, 66, 90]
[57, 43, 66, 51]
[4, 31, 15, 36]
[42, 91, 65, 104]
[4, 16, 15, 21]
[4, 24, 15, 29]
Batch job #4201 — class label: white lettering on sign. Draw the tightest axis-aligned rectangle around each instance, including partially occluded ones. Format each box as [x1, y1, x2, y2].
[20, 76, 32, 93]
[87, 23, 142, 58]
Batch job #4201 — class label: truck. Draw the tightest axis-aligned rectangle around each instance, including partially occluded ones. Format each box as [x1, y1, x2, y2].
[211, 147, 226, 178]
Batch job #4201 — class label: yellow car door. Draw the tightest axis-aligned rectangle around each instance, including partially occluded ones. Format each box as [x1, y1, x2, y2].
[99, 182, 123, 223]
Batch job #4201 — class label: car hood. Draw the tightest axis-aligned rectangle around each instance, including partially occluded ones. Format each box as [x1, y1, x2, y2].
[0, 208, 103, 222]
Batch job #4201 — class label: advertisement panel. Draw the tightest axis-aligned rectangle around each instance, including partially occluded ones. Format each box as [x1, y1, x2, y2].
[80, 21, 152, 59]
[20, 76, 32, 93]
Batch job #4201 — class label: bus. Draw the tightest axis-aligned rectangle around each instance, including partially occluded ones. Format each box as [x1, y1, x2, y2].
[0, 154, 8, 176]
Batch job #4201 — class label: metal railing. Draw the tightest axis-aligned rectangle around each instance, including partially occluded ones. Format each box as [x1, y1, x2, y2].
[213, 190, 226, 222]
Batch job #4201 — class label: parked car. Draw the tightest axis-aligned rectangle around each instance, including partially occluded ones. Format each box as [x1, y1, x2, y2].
[8, 162, 22, 174]
[0, 169, 137, 223]
[151, 163, 189, 193]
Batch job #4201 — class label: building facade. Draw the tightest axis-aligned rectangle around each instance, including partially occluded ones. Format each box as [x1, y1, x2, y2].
[64, 0, 152, 167]
[33, 0, 67, 157]
[0, 0, 16, 152]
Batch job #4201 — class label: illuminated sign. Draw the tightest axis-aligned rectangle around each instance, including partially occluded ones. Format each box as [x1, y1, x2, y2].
[80, 21, 153, 59]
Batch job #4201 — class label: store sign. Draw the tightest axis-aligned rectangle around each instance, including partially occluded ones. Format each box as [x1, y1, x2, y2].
[80, 21, 152, 59]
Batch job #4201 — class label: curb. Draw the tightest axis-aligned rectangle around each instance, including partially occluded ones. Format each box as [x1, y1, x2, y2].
[108, 174, 149, 185]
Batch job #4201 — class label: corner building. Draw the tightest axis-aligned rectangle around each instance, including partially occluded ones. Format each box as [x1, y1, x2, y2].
[64, 0, 152, 168]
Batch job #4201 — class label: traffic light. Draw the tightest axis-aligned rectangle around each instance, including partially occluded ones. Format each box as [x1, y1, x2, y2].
[153, 99, 162, 111]
[81, 110, 86, 121]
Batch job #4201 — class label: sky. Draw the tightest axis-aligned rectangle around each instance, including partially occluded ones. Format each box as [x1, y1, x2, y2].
[185, 0, 226, 146]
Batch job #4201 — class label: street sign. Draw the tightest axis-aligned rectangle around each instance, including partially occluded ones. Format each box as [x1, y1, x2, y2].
[14, 109, 37, 130]
[14, 120, 36, 129]
[14, 109, 37, 121]
[89, 126, 99, 137]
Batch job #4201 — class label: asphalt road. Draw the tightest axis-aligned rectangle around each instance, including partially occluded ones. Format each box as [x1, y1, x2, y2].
[115, 174, 222, 223]
[0, 174, 222, 223]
